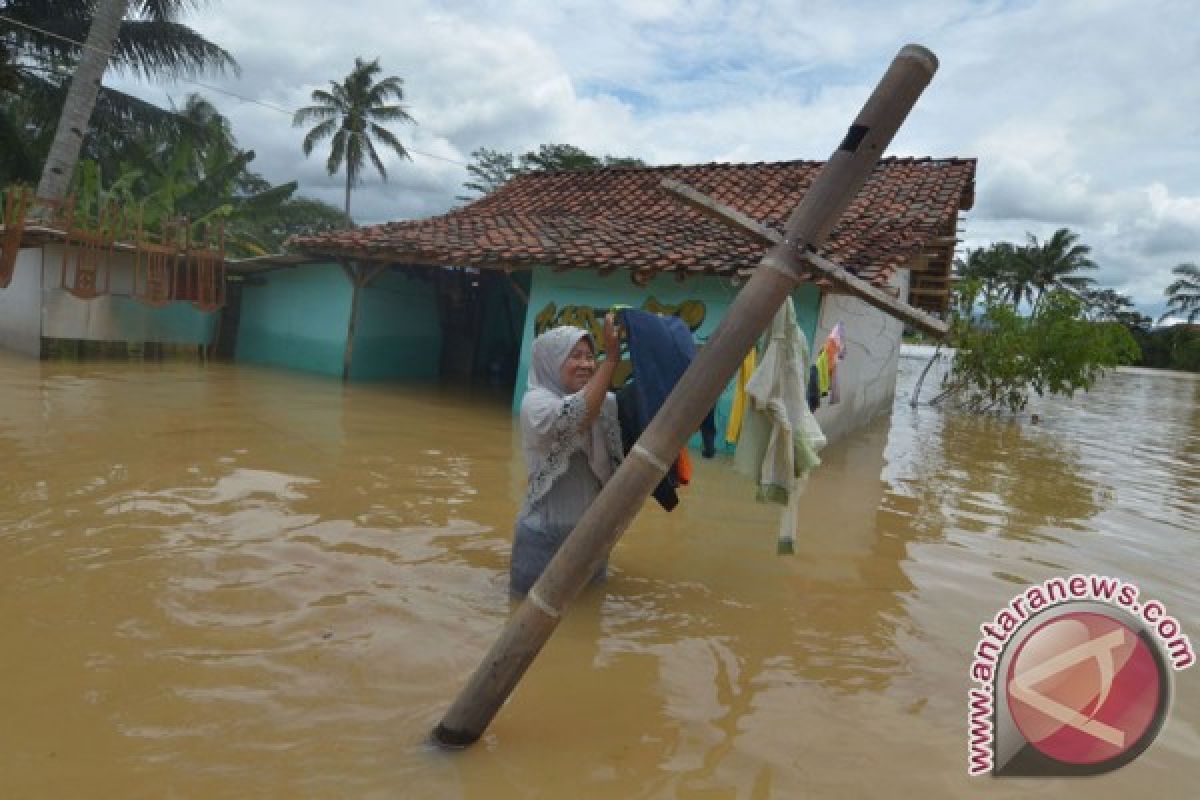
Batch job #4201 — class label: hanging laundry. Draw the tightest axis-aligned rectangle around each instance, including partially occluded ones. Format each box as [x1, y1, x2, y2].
[615, 383, 679, 511]
[816, 349, 831, 397]
[734, 297, 827, 551]
[725, 347, 757, 445]
[613, 308, 717, 512]
[619, 308, 717, 457]
[807, 364, 821, 412]
[824, 322, 846, 405]
[676, 448, 693, 485]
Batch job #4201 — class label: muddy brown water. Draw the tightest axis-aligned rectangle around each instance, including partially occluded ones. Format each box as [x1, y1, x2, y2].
[1, 351, 1196, 798]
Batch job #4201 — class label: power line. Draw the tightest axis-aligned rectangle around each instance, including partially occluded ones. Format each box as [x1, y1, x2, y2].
[0, 14, 468, 167]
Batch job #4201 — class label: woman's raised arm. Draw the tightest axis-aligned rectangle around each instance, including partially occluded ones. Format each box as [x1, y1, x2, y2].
[580, 312, 620, 427]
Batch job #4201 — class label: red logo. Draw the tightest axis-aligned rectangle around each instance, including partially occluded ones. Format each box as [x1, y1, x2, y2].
[1003, 611, 1166, 772]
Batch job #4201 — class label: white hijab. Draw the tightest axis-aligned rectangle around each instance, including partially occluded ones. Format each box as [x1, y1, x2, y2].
[521, 326, 622, 508]
[527, 326, 592, 397]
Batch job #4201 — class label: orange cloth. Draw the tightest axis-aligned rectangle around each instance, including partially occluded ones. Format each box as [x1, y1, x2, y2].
[675, 448, 693, 485]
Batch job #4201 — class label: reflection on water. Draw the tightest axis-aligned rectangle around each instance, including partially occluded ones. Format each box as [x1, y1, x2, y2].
[1, 352, 1196, 798]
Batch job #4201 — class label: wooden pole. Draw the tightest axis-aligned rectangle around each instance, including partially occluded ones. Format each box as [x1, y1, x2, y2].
[341, 262, 360, 382]
[340, 260, 388, 381]
[432, 43, 941, 748]
[659, 179, 950, 337]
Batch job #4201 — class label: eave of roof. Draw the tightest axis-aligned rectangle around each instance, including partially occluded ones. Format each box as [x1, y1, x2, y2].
[287, 156, 976, 307]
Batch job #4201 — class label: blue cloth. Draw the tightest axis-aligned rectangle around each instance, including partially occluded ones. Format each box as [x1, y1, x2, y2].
[615, 383, 679, 511]
[807, 363, 821, 412]
[619, 308, 717, 456]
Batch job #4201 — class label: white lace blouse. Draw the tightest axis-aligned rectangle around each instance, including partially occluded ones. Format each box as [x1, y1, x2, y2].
[518, 388, 623, 519]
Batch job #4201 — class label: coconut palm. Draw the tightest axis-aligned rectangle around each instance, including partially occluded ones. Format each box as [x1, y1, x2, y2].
[1161, 263, 1200, 324]
[10, 0, 238, 200]
[1017, 228, 1097, 308]
[954, 243, 1015, 307]
[293, 57, 415, 221]
[1081, 287, 1133, 320]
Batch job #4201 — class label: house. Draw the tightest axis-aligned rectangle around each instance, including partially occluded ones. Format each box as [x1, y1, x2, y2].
[0, 196, 223, 359]
[268, 157, 975, 443]
[1, 156, 976, 445]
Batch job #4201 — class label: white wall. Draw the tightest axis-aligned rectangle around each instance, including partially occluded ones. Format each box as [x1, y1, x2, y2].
[0, 247, 44, 356]
[41, 244, 216, 344]
[812, 269, 911, 444]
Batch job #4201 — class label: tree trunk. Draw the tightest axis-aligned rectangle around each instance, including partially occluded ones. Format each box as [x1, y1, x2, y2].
[35, 0, 130, 203]
[344, 171, 352, 227]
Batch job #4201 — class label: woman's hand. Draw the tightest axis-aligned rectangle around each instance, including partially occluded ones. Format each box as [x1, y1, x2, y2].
[603, 312, 620, 359]
[580, 312, 620, 429]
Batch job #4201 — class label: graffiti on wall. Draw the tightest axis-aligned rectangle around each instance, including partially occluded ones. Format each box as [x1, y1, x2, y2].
[535, 296, 705, 342]
[533, 296, 706, 386]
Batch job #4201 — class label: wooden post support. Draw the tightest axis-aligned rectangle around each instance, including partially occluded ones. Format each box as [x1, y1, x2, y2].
[504, 269, 530, 306]
[659, 179, 949, 337]
[432, 43, 941, 748]
[341, 260, 389, 381]
[341, 262, 359, 382]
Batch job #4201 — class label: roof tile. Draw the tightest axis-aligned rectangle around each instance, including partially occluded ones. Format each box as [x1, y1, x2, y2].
[289, 157, 975, 291]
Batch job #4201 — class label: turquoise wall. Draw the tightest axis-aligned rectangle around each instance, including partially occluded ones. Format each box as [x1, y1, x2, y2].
[513, 266, 821, 452]
[109, 296, 216, 342]
[236, 263, 352, 377]
[349, 270, 442, 381]
[235, 263, 444, 381]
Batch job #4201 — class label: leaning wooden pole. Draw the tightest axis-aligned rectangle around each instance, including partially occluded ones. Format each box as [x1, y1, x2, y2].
[432, 43, 940, 748]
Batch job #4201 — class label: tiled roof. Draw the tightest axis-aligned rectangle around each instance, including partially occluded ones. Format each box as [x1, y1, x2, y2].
[289, 157, 975, 287]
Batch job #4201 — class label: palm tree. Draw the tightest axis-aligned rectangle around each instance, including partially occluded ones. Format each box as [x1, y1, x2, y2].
[35, 0, 129, 201]
[1081, 287, 1134, 320]
[1018, 228, 1097, 308]
[954, 243, 1015, 307]
[1161, 263, 1200, 324]
[15, 0, 237, 201]
[293, 57, 415, 221]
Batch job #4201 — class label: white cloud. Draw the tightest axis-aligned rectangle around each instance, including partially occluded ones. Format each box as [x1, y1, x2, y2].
[100, 0, 1200, 318]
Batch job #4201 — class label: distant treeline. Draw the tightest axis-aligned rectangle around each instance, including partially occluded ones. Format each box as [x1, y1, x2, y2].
[1130, 325, 1200, 372]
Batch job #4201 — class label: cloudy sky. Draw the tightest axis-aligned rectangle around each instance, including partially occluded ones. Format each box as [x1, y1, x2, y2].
[109, 0, 1200, 320]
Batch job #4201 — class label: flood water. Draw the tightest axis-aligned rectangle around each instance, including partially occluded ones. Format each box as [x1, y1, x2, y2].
[1, 350, 1197, 798]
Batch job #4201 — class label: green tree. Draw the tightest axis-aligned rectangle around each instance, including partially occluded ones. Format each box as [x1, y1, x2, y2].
[1161, 262, 1200, 324]
[293, 57, 415, 221]
[457, 147, 518, 202]
[1081, 287, 1145, 325]
[518, 143, 644, 173]
[959, 229, 1098, 311]
[257, 196, 350, 252]
[0, 49, 39, 182]
[954, 243, 1015, 308]
[1, 0, 237, 196]
[70, 95, 308, 257]
[1018, 227, 1098, 306]
[458, 143, 647, 203]
[934, 281, 1139, 412]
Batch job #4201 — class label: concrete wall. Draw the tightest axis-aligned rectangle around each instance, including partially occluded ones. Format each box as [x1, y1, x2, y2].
[2, 244, 217, 357]
[41, 245, 216, 345]
[236, 262, 353, 377]
[349, 269, 442, 381]
[811, 269, 910, 443]
[235, 263, 445, 381]
[0, 248, 43, 357]
[513, 266, 823, 450]
[515, 266, 912, 448]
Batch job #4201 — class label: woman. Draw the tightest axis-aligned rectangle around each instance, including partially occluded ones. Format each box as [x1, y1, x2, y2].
[511, 312, 624, 595]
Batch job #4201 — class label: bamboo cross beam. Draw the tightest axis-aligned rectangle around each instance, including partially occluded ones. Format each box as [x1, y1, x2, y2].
[432, 43, 942, 748]
[660, 178, 950, 337]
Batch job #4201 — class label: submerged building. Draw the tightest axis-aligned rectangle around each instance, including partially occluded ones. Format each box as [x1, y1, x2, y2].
[1, 156, 975, 444]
